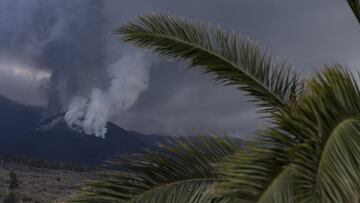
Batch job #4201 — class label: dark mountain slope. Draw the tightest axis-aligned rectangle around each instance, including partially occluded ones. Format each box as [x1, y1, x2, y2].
[0, 95, 42, 142]
[0, 95, 166, 165]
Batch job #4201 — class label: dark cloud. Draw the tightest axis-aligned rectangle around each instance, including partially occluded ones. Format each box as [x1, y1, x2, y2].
[37, 1, 108, 113]
[107, 0, 360, 135]
[0, 0, 109, 110]
[1, 0, 360, 136]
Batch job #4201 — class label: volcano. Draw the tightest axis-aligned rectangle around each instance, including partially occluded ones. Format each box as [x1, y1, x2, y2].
[0, 95, 166, 165]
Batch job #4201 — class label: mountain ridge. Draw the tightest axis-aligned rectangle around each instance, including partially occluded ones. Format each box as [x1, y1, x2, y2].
[0, 95, 166, 165]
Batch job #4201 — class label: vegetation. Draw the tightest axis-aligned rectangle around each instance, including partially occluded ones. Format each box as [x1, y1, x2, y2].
[71, 0, 360, 202]
[70, 136, 240, 202]
[2, 171, 20, 203]
[2, 193, 17, 203]
[1, 155, 95, 172]
[0, 161, 97, 202]
[7, 172, 19, 190]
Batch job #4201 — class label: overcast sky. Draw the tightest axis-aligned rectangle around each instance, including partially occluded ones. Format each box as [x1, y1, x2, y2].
[1, 0, 360, 136]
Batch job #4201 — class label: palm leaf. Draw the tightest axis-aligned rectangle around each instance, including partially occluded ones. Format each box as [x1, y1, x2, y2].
[217, 66, 360, 202]
[309, 119, 360, 203]
[216, 132, 293, 203]
[69, 135, 240, 203]
[256, 166, 294, 203]
[348, 0, 360, 24]
[287, 67, 360, 202]
[116, 15, 304, 113]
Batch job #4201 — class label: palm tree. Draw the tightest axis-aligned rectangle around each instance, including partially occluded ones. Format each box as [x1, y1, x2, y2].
[71, 0, 360, 202]
[70, 136, 240, 202]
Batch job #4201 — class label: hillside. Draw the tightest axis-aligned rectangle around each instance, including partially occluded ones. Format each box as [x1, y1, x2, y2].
[0, 162, 97, 202]
[0, 95, 166, 165]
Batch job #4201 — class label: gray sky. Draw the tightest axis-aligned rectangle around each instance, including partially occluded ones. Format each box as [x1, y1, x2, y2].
[1, 0, 360, 136]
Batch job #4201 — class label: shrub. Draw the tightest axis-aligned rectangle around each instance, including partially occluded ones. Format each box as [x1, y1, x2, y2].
[7, 172, 19, 190]
[2, 192, 17, 203]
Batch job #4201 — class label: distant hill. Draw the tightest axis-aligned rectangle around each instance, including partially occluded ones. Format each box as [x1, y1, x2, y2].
[0, 95, 166, 165]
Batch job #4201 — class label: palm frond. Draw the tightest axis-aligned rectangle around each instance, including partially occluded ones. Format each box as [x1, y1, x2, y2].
[306, 119, 360, 203]
[348, 0, 360, 24]
[256, 166, 294, 203]
[116, 15, 304, 114]
[287, 67, 360, 202]
[217, 66, 360, 202]
[69, 135, 240, 203]
[128, 179, 215, 203]
[216, 129, 294, 203]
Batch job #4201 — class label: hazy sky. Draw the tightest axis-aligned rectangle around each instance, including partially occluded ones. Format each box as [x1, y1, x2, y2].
[1, 0, 360, 136]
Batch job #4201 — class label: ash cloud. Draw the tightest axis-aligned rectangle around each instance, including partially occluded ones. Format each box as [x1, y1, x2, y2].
[0, 0, 152, 137]
[0, 0, 109, 112]
[1, 0, 360, 137]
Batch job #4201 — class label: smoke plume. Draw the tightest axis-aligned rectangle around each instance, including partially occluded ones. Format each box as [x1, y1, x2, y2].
[65, 53, 151, 138]
[0, 0, 156, 137]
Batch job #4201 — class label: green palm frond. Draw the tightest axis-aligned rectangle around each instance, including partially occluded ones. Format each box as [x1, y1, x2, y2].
[216, 130, 293, 203]
[116, 15, 304, 114]
[256, 166, 294, 203]
[289, 67, 360, 202]
[348, 0, 360, 24]
[69, 135, 240, 203]
[296, 119, 360, 203]
[218, 66, 360, 202]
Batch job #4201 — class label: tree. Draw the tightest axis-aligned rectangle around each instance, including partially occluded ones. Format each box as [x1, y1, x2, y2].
[2, 193, 17, 203]
[2, 171, 20, 203]
[70, 136, 240, 202]
[7, 172, 19, 190]
[71, 0, 360, 202]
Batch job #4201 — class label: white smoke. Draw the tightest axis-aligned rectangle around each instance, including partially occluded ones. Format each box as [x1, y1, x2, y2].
[65, 52, 151, 138]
